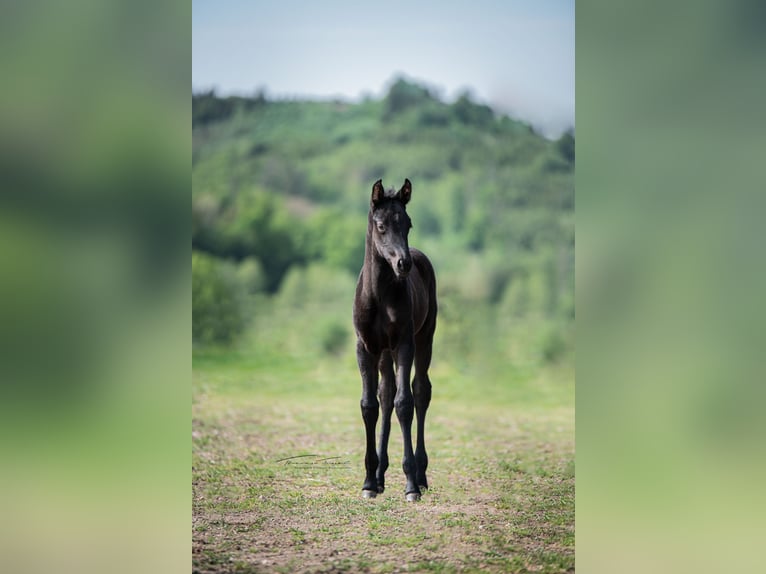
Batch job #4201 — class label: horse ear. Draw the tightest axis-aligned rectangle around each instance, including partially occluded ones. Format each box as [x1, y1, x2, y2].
[398, 178, 412, 205]
[371, 179, 384, 205]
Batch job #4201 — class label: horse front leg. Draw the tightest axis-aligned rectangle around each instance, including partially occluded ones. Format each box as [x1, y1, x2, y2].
[357, 340, 380, 498]
[394, 337, 420, 501]
[376, 351, 395, 493]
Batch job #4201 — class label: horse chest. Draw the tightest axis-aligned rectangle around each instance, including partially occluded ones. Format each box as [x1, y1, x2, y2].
[382, 303, 412, 342]
[355, 300, 411, 355]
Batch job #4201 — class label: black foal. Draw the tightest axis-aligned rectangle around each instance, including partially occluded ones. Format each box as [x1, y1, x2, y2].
[352, 178, 437, 501]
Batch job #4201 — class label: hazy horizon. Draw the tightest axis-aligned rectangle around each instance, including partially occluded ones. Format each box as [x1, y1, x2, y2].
[193, 0, 574, 138]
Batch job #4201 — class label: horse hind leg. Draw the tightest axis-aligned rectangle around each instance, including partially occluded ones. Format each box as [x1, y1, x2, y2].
[376, 351, 395, 493]
[413, 334, 433, 491]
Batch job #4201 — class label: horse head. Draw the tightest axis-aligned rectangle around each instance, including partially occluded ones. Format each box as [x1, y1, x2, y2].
[369, 179, 413, 279]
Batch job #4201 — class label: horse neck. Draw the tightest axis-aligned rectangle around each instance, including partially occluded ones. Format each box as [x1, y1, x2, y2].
[362, 228, 395, 301]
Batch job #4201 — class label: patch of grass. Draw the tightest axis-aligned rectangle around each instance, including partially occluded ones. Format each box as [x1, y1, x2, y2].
[439, 511, 471, 528]
[408, 560, 460, 573]
[193, 349, 573, 573]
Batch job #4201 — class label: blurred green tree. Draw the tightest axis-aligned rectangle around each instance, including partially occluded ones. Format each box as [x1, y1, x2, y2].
[193, 192, 305, 292]
[192, 251, 247, 345]
[556, 129, 575, 163]
[305, 208, 366, 275]
[452, 91, 494, 127]
[383, 77, 436, 119]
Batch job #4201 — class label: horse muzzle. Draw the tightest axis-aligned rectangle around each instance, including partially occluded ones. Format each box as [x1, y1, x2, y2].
[395, 256, 412, 278]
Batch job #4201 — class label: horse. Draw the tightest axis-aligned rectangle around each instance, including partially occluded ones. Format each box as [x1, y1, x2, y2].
[352, 178, 437, 502]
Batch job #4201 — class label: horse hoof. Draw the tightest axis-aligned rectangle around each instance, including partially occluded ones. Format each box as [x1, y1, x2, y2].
[362, 489, 377, 499]
[406, 492, 421, 502]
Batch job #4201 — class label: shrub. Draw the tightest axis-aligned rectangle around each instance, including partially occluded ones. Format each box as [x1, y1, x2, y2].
[318, 320, 349, 356]
[236, 257, 266, 294]
[540, 325, 566, 364]
[192, 251, 248, 345]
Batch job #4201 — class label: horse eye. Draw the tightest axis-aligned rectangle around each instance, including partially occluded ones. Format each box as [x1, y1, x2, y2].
[377, 224, 386, 233]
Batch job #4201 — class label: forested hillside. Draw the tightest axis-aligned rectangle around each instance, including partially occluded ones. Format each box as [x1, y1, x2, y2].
[192, 77, 574, 375]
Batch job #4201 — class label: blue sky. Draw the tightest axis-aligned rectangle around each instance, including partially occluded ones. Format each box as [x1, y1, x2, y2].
[193, 0, 574, 137]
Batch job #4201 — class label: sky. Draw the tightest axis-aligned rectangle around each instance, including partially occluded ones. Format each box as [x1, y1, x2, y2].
[193, 0, 574, 138]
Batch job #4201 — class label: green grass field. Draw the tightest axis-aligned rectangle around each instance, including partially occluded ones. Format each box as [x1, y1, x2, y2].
[193, 324, 574, 573]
